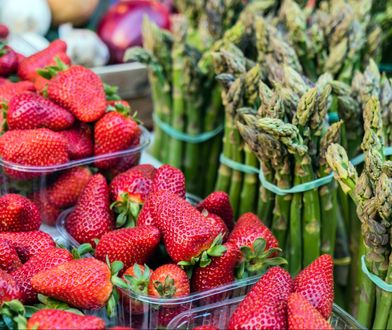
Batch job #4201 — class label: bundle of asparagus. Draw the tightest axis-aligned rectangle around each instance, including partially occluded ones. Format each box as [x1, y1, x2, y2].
[327, 97, 392, 329]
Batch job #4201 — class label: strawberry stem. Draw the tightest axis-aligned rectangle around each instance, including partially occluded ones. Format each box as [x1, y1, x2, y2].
[153, 275, 177, 298]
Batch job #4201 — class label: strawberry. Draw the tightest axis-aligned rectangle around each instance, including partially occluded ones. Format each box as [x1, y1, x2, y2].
[191, 242, 241, 292]
[94, 111, 141, 169]
[0, 128, 69, 179]
[0, 24, 9, 39]
[288, 293, 332, 330]
[148, 264, 190, 298]
[110, 164, 156, 227]
[150, 190, 225, 266]
[151, 164, 186, 198]
[192, 326, 218, 330]
[0, 44, 18, 76]
[0, 194, 41, 232]
[47, 166, 92, 208]
[7, 92, 75, 131]
[30, 192, 61, 226]
[12, 247, 73, 303]
[0, 81, 35, 103]
[197, 192, 234, 231]
[59, 123, 94, 160]
[18, 40, 71, 82]
[31, 258, 114, 310]
[27, 309, 105, 330]
[0, 238, 22, 272]
[106, 99, 131, 112]
[0, 77, 10, 86]
[293, 254, 334, 319]
[95, 226, 161, 271]
[227, 212, 285, 277]
[136, 196, 155, 227]
[65, 174, 114, 245]
[0, 269, 22, 302]
[0, 231, 55, 263]
[228, 266, 293, 329]
[47, 65, 106, 122]
[201, 211, 229, 242]
[34, 75, 49, 95]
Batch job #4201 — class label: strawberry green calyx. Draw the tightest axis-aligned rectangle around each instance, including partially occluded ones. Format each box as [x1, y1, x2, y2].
[106, 259, 124, 318]
[104, 83, 121, 101]
[0, 43, 8, 57]
[178, 234, 227, 272]
[71, 243, 94, 259]
[235, 238, 287, 279]
[0, 299, 29, 330]
[36, 57, 69, 80]
[110, 193, 142, 228]
[124, 264, 152, 294]
[35, 294, 84, 314]
[153, 275, 177, 298]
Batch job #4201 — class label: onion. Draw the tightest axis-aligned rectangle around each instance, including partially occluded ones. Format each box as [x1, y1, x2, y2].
[97, 0, 171, 63]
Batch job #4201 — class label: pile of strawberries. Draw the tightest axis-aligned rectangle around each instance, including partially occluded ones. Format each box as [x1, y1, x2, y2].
[193, 255, 334, 330]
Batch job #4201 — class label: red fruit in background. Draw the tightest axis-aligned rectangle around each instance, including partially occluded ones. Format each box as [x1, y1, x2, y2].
[12, 247, 73, 303]
[0, 24, 9, 39]
[30, 192, 61, 226]
[0, 231, 55, 263]
[0, 238, 22, 272]
[94, 112, 141, 169]
[136, 195, 155, 226]
[193, 326, 219, 330]
[288, 293, 332, 330]
[65, 174, 114, 245]
[98, 0, 171, 63]
[228, 267, 293, 329]
[47, 65, 106, 122]
[95, 226, 161, 271]
[47, 166, 92, 208]
[0, 77, 10, 86]
[148, 264, 190, 298]
[197, 191, 234, 231]
[150, 190, 223, 265]
[0, 81, 35, 103]
[59, 123, 94, 160]
[0, 128, 69, 178]
[34, 75, 49, 95]
[293, 254, 334, 319]
[31, 258, 113, 310]
[0, 269, 22, 303]
[202, 212, 229, 242]
[7, 92, 75, 131]
[0, 194, 41, 232]
[0, 44, 18, 76]
[151, 164, 186, 198]
[191, 242, 241, 292]
[18, 40, 71, 82]
[27, 309, 106, 330]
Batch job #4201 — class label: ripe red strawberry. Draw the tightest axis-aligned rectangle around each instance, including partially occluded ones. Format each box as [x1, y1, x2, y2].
[148, 264, 190, 298]
[0, 128, 69, 179]
[136, 196, 155, 227]
[0, 269, 22, 302]
[191, 242, 241, 292]
[0, 77, 10, 86]
[288, 293, 332, 330]
[197, 192, 234, 231]
[27, 309, 105, 330]
[228, 266, 293, 329]
[59, 123, 94, 159]
[95, 226, 161, 271]
[30, 192, 61, 226]
[7, 92, 75, 131]
[34, 74, 49, 95]
[31, 258, 113, 310]
[65, 174, 114, 245]
[150, 190, 224, 265]
[47, 65, 106, 122]
[293, 254, 334, 319]
[0, 194, 41, 232]
[202, 211, 229, 242]
[0, 238, 22, 272]
[12, 247, 73, 303]
[47, 166, 92, 208]
[18, 40, 71, 82]
[94, 112, 141, 169]
[0, 80, 35, 103]
[0, 44, 18, 76]
[0, 24, 9, 39]
[110, 164, 156, 227]
[151, 164, 186, 198]
[0, 231, 55, 263]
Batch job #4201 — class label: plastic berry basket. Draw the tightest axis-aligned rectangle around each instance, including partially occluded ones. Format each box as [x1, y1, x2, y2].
[167, 296, 365, 330]
[0, 126, 150, 226]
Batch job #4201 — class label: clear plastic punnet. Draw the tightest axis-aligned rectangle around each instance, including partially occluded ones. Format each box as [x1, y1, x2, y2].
[167, 296, 365, 330]
[0, 126, 150, 226]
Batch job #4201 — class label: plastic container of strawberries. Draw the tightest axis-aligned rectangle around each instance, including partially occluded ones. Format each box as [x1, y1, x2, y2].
[0, 126, 150, 226]
[166, 296, 365, 330]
